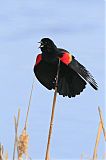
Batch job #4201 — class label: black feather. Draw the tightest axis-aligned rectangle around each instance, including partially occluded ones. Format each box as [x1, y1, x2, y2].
[57, 62, 87, 98]
[69, 58, 98, 90]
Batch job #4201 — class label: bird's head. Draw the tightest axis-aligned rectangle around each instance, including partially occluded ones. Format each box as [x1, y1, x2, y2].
[38, 38, 57, 53]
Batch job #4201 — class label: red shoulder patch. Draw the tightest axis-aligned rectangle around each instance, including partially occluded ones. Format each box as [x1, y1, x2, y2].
[35, 54, 42, 65]
[60, 52, 72, 65]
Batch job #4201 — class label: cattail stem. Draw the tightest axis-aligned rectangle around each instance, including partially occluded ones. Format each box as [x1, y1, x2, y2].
[98, 107, 106, 140]
[24, 78, 34, 131]
[45, 59, 60, 160]
[93, 107, 105, 160]
[13, 109, 20, 160]
[0, 144, 3, 160]
[93, 121, 102, 160]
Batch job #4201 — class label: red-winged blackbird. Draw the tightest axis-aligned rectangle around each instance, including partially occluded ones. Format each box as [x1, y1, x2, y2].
[34, 38, 98, 98]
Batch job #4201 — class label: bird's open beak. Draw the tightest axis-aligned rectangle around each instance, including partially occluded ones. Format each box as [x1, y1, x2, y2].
[38, 41, 44, 49]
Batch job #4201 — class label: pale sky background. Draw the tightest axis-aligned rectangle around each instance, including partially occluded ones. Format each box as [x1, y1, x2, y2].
[0, 0, 105, 159]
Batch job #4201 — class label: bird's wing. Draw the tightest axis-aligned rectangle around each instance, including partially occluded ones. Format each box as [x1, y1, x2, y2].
[34, 54, 57, 90]
[58, 48, 73, 64]
[69, 58, 98, 90]
[59, 49, 98, 90]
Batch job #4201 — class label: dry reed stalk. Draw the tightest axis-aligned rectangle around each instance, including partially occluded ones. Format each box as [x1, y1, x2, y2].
[17, 79, 34, 160]
[0, 144, 8, 160]
[24, 78, 34, 131]
[13, 108, 20, 160]
[98, 107, 106, 140]
[93, 107, 105, 160]
[45, 60, 60, 160]
[47, 151, 50, 160]
[93, 121, 102, 160]
[4, 152, 8, 160]
[0, 144, 3, 160]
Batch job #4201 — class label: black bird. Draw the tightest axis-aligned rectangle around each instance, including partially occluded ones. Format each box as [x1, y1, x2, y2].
[34, 38, 98, 98]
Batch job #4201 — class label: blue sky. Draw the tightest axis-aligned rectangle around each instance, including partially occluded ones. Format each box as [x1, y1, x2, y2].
[0, 0, 105, 159]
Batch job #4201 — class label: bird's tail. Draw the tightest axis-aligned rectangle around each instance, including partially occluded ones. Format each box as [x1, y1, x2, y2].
[57, 66, 87, 98]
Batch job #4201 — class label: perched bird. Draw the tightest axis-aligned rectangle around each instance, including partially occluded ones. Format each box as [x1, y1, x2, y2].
[34, 38, 98, 98]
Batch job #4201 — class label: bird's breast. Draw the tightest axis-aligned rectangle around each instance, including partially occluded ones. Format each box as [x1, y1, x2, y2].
[42, 52, 59, 64]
